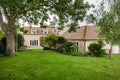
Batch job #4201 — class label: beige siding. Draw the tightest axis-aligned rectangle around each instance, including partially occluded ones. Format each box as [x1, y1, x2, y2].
[78, 41, 84, 52]
[85, 41, 98, 52]
[24, 35, 45, 48]
[68, 39, 120, 54]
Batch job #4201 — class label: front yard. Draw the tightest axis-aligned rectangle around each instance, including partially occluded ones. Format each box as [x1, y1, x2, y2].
[0, 49, 120, 80]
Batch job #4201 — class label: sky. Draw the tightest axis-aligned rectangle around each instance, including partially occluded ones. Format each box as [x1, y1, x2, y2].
[80, 0, 103, 25]
[84, 0, 102, 6]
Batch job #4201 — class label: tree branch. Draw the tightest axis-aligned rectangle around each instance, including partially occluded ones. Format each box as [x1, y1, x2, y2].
[0, 8, 7, 35]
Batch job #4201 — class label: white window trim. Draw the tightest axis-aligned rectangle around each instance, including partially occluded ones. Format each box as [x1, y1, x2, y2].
[30, 40, 38, 46]
[43, 29, 48, 34]
[31, 28, 37, 34]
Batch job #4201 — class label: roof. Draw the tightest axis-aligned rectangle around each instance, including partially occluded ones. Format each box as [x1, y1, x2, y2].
[63, 26, 100, 40]
[23, 26, 56, 35]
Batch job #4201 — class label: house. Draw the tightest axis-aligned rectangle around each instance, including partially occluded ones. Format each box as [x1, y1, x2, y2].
[63, 26, 120, 54]
[23, 26, 61, 48]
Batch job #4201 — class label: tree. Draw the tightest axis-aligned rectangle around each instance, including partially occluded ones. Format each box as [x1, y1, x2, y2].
[0, 0, 91, 56]
[95, 0, 120, 59]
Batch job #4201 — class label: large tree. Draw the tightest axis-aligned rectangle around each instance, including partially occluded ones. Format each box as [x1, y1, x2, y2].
[0, 0, 90, 56]
[95, 0, 120, 59]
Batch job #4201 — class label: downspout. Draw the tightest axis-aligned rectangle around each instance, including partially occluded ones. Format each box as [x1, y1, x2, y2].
[83, 26, 87, 53]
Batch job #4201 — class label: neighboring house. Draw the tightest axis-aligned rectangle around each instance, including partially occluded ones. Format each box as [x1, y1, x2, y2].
[23, 26, 61, 48]
[63, 26, 120, 54]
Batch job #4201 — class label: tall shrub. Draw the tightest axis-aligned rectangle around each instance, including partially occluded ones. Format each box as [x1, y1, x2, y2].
[88, 41, 106, 57]
[14, 33, 24, 50]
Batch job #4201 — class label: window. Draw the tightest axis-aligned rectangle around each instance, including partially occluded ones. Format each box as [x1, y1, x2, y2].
[30, 40, 38, 46]
[31, 28, 37, 34]
[72, 41, 79, 47]
[53, 29, 60, 35]
[43, 29, 48, 34]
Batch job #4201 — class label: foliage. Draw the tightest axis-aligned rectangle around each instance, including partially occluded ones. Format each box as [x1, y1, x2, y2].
[0, 0, 91, 30]
[97, 12, 120, 45]
[88, 41, 106, 57]
[0, 0, 91, 55]
[62, 42, 75, 54]
[4, 48, 11, 56]
[55, 36, 68, 50]
[0, 37, 6, 54]
[45, 34, 58, 49]
[0, 33, 24, 55]
[14, 33, 24, 50]
[40, 37, 48, 48]
[0, 29, 4, 39]
[0, 37, 11, 56]
[94, 0, 120, 59]
[16, 25, 28, 33]
[40, 34, 76, 54]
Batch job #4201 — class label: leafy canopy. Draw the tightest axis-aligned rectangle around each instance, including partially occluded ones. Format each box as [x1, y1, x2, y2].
[0, 0, 91, 29]
[95, 0, 120, 45]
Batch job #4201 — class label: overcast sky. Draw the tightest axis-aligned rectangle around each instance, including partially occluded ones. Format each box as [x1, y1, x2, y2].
[80, 0, 103, 26]
[84, 0, 102, 6]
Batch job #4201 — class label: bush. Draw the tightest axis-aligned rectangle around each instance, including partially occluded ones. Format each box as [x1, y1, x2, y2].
[0, 43, 6, 54]
[0, 37, 11, 56]
[0, 33, 24, 54]
[0, 37, 6, 54]
[40, 34, 76, 55]
[43, 47, 51, 50]
[62, 42, 74, 53]
[14, 33, 24, 50]
[4, 48, 11, 56]
[41, 34, 57, 49]
[88, 42, 106, 57]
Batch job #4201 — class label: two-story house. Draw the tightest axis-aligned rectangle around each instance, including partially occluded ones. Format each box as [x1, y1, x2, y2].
[23, 26, 60, 48]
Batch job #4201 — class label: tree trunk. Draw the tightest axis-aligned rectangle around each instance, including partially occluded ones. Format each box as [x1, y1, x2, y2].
[119, 46, 120, 54]
[0, 8, 16, 56]
[6, 32, 16, 56]
[109, 44, 113, 59]
[83, 40, 86, 53]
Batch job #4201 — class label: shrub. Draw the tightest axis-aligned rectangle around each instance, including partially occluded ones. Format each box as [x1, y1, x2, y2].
[4, 48, 11, 56]
[0, 37, 11, 56]
[62, 42, 75, 54]
[40, 34, 76, 55]
[0, 33, 24, 54]
[0, 43, 6, 54]
[14, 33, 24, 50]
[40, 37, 48, 48]
[43, 47, 51, 50]
[45, 34, 57, 49]
[0, 37, 6, 54]
[40, 34, 68, 50]
[88, 42, 106, 57]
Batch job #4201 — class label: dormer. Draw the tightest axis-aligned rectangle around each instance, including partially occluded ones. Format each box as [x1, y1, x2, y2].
[53, 29, 60, 35]
[43, 29, 48, 34]
[31, 28, 37, 34]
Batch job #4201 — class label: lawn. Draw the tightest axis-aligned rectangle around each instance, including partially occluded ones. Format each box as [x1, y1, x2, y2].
[0, 49, 120, 80]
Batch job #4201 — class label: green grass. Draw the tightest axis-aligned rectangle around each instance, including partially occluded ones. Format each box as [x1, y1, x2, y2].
[0, 49, 120, 80]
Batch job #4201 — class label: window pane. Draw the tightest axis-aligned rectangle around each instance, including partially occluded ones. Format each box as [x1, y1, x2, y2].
[30, 40, 38, 46]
